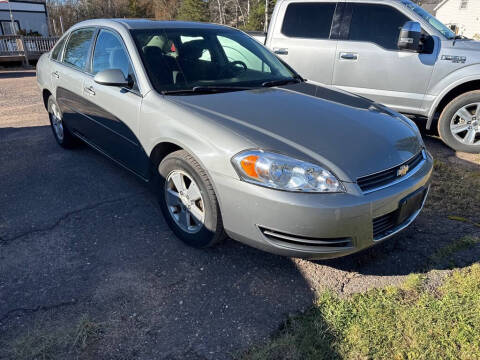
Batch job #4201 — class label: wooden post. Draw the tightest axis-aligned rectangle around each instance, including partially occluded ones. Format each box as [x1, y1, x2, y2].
[20, 36, 30, 66]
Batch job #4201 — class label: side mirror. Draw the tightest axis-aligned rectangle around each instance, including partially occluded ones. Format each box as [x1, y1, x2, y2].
[94, 69, 129, 87]
[398, 21, 422, 52]
[450, 24, 458, 34]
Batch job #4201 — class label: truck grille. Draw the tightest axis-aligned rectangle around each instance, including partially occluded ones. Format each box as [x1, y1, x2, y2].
[357, 151, 425, 193]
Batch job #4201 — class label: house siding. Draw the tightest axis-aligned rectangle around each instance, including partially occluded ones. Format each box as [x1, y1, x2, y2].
[435, 0, 480, 39]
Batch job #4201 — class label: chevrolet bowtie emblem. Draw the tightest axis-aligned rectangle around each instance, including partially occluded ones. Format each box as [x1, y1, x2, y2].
[397, 165, 409, 177]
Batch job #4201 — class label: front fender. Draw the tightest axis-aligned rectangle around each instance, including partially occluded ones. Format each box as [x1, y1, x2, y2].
[139, 91, 256, 180]
[427, 64, 480, 122]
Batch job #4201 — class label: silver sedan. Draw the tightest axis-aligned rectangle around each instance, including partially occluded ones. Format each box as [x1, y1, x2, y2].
[36, 19, 433, 259]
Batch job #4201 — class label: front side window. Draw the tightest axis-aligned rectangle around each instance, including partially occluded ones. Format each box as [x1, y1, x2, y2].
[131, 28, 294, 93]
[63, 28, 95, 70]
[92, 29, 133, 79]
[51, 36, 67, 61]
[347, 4, 409, 50]
[281, 2, 336, 39]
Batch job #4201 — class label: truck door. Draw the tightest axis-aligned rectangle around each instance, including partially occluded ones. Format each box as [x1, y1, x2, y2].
[332, 2, 437, 114]
[267, 1, 342, 85]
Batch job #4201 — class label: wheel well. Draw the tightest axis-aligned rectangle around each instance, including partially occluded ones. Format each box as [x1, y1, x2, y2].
[149, 142, 182, 170]
[431, 80, 480, 128]
[42, 89, 52, 111]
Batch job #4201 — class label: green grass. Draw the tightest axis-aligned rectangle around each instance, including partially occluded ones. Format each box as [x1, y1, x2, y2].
[243, 263, 480, 360]
[428, 160, 480, 222]
[3, 315, 102, 360]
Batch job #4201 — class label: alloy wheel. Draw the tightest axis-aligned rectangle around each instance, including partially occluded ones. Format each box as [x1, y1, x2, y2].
[165, 170, 205, 234]
[50, 102, 64, 141]
[450, 103, 480, 145]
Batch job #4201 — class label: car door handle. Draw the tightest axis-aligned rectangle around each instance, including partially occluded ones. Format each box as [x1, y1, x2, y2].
[339, 52, 358, 60]
[84, 86, 95, 96]
[273, 47, 288, 55]
[52, 71, 60, 79]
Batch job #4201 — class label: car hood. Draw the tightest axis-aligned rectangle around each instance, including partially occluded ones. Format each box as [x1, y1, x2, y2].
[169, 82, 422, 181]
[448, 39, 480, 52]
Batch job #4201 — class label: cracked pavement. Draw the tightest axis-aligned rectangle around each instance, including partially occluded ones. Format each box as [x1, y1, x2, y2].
[1, 70, 479, 359]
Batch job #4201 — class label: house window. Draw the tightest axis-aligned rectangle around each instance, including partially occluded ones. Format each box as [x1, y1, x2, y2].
[460, 0, 468, 9]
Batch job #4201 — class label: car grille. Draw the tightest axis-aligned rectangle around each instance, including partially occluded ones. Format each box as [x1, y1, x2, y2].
[259, 227, 353, 249]
[372, 212, 398, 239]
[357, 151, 425, 193]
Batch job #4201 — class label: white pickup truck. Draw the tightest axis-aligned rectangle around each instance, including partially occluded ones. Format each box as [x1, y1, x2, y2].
[249, 0, 480, 153]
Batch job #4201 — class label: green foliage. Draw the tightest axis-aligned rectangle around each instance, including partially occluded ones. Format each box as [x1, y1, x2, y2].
[244, 264, 480, 360]
[242, 0, 277, 31]
[176, 0, 209, 22]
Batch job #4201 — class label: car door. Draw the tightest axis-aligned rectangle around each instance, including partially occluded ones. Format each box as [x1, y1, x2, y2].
[332, 2, 437, 114]
[81, 28, 150, 179]
[54, 27, 97, 136]
[268, 0, 341, 85]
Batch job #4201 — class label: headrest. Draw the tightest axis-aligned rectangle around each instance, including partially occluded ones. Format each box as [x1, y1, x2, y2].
[143, 46, 165, 62]
[181, 40, 207, 61]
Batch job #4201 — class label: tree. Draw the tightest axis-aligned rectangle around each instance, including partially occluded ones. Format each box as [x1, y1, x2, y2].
[176, 0, 209, 22]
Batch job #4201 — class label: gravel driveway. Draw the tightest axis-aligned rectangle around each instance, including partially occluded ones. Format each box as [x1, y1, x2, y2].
[1, 70, 479, 360]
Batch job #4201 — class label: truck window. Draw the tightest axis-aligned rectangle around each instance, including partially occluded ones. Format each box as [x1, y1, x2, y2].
[281, 2, 336, 39]
[347, 3, 409, 50]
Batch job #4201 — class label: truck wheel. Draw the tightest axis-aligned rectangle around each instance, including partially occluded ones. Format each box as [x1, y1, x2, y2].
[438, 91, 480, 153]
[157, 150, 226, 248]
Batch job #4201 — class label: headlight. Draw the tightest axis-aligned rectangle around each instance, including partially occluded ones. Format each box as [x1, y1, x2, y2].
[231, 150, 345, 193]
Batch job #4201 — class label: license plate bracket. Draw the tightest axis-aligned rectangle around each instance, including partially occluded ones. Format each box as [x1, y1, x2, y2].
[396, 187, 427, 225]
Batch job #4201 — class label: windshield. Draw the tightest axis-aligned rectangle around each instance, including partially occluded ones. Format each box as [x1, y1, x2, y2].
[131, 27, 296, 93]
[401, 0, 455, 39]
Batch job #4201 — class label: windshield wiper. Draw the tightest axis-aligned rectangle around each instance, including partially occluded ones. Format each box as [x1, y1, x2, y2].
[261, 77, 302, 88]
[162, 86, 253, 95]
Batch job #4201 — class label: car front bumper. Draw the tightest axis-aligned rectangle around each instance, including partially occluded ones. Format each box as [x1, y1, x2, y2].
[214, 151, 433, 259]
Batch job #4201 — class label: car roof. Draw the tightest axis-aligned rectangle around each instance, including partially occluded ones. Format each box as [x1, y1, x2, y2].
[70, 18, 232, 31]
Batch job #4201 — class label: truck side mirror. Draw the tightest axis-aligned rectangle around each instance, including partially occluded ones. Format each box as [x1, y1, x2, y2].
[397, 21, 422, 52]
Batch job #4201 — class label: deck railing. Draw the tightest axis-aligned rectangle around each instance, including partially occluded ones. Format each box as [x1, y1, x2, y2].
[0, 35, 59, 63]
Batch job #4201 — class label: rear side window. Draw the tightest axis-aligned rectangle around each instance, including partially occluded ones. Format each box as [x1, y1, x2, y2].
[281, 2, 336, 39]
[63, 28, 95, 70]
[51, 36, 66, 61]
[347, 4, 409, 50]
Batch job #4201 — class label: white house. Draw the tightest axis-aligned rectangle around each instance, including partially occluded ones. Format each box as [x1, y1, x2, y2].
[434, 0, 480, 39]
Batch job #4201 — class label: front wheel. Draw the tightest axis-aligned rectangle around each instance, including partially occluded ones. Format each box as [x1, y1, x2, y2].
[438, 91, 480, 153]
[157, 150, 226, 248]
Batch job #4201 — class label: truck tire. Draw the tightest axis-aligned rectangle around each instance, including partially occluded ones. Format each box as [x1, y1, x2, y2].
[157, 150, 226, 248]
[438, 91, 480, 153]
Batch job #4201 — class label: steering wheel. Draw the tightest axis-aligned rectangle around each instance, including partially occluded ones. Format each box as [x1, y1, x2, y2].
[229, 60, 247, 72]
[220, 60, 248, 77]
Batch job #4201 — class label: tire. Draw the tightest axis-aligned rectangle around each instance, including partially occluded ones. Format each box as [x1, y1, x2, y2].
[438, 90, 480, 153]
[48, 96, 79, 148]
[157, 150, 226, 248]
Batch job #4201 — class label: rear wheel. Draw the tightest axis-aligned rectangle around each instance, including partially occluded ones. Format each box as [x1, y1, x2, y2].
[438, 91, 480, 153]
[48, 96, 78, 148]
[157, 150, 226, 248]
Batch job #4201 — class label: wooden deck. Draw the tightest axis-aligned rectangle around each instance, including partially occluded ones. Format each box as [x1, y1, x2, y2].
[0, 35, 58, 64]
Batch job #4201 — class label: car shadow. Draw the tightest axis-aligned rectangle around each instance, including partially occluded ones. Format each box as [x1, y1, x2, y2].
[0, 70, 36, 79]
[0, 125, 343, 359]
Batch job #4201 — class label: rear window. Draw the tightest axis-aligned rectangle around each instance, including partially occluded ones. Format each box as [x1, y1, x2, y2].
[51, 36, 67, 61]
[63, 28, 95, 70]
[281, 2, 336, 39]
